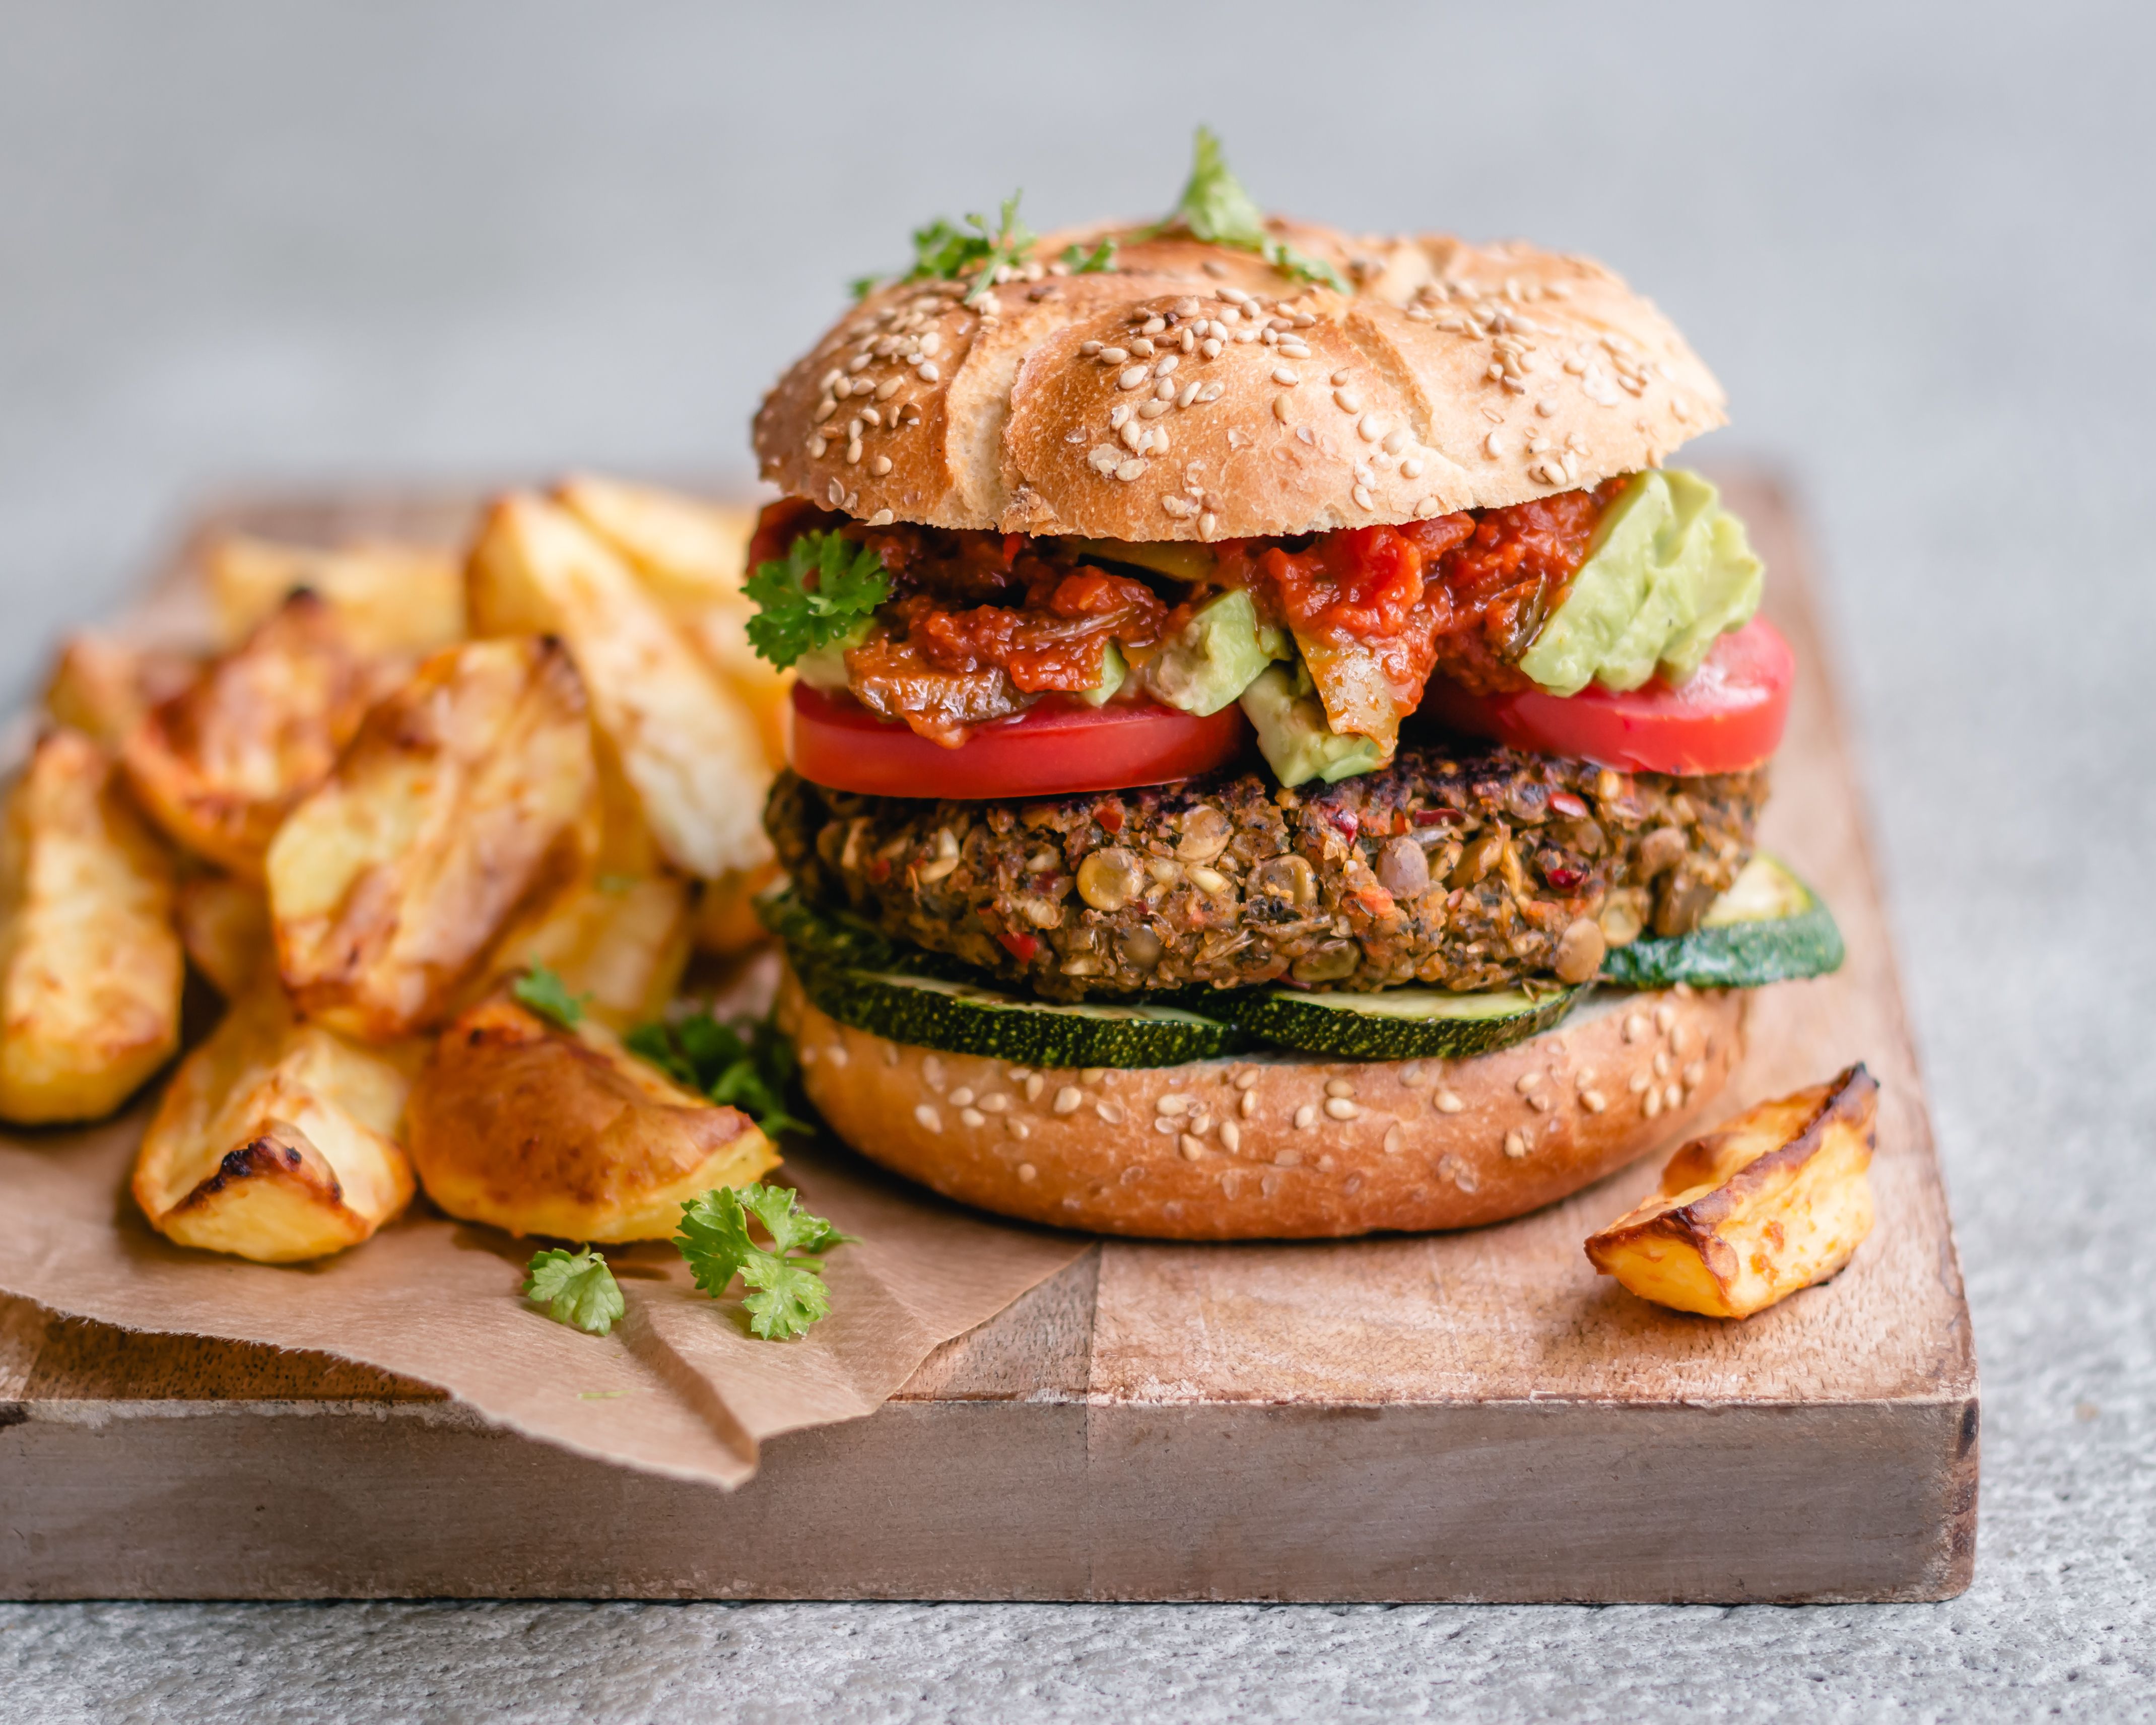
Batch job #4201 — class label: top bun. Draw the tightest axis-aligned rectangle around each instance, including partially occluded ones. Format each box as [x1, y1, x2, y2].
[753, 222, 1726, 542]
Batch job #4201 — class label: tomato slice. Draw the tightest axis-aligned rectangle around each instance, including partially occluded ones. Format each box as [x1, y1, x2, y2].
[790, 685, 1251, 800]
[1419, 619, 1794, 776]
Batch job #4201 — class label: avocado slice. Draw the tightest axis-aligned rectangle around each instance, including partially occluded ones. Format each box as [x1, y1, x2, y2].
[1141, 588, 1285, 717]
[1239, 662, 1386, 786]
[792, 616, 873, 690]
[1516, 469, 1764, 696]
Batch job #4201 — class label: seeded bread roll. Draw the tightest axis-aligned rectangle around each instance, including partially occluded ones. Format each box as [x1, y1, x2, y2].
[778, 964, 1745, 1240]
[753, 224, 1725, 543]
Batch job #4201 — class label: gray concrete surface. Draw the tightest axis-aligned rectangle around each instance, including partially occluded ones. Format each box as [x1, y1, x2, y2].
[2, 1, 2151, 1717]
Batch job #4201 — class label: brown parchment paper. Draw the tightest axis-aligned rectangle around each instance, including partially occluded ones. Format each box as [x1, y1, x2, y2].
[0, 1090, 1086, 1489]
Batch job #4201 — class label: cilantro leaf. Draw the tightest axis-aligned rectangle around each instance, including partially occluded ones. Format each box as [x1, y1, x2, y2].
[743, 530, 891, 671]
[898, 190, 1035, 306]
[673, 1183, 853, 1341]
[513, 963, 586, 1029]
[625, 1007, 813, 1138]
[1152, 127, 1348, 293]
[1060, 237, 1118, 275]
[524, 1246, 624, 1336]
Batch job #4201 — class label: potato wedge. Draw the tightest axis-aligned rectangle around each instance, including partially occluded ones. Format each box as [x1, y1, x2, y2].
[1586, 1064, 1879, 1319]
[42, 635, 198, 749]
[556, 476, 793, 772]
[483, 870, 693, 1032]
[0, 729, 183, 1124]
[468, 495, 774, 878]
[132, 986, 416, 1263]
[209, 535, 465, 655]
[692, 859, 781, 959]
[267, 636, 594, 1040]
[408, 994, 777, 1242]
[121, 590, 387, 879]
[176, 872, 274, 998]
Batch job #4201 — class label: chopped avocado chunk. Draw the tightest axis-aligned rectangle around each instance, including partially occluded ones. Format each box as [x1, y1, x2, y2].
[1068, 537, 1216, 584]
[792, 617, 873, 690]
[1142, 588, 1283, 716]
[1079, 640, 1127, 706]
[1239, 662, 1385, 786]
[1517, 469, 1764, 696]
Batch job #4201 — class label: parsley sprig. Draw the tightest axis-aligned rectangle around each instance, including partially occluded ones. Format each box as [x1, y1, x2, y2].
[626, 1007, 811, 1139]
[675, 1183, 855, 1341]
[513, 962, 587, 1029]
[524, 1246, 625, 1336]
[852, 190, 1038, 307]
[1150, 127, 1347, 292]
[1060, 237, 1118, 275]
[742, 530, 890, 671]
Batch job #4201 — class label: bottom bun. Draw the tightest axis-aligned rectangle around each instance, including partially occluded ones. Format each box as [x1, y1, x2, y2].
[777, 963, 1746, 1239]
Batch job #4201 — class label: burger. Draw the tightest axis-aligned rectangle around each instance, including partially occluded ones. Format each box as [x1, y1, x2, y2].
[742, 132, 1840, 1239]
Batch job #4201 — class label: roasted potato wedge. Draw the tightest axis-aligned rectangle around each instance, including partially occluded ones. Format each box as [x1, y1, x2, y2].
[408, 994, 777, 1242]
[209, 534, 465, 655]
[0, 730, 184, 1123]
[556, 476, 792, 772]
[467, 495, 774, 878]
[1586, 1064, 1879, 1319]
[176, 872, 274, 998]
[693, 859, 781, 958]
[42, 635, 197, 749]
[121, 590, 387, 879]
[267, 636, 594, 1041]
[483, 870, 693, 1031]
[132, 986, 416, 1263]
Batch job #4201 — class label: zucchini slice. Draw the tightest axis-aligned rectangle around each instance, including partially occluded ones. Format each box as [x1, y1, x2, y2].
[1221, 981, 1582, 1061]
[1600, 853, 1845, 989]
[755, 883, 977, 980]
[791, 960, 1241, 1069]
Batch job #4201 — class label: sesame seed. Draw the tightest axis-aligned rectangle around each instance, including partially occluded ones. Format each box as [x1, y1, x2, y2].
[1200, 338, 1224, 359]
[1233, 1069, 1259, 1090]
[866, 508, 896, 526]
[1272, 394, 1293, 422]
[917, 362, 940, 383]
[915, 1104, 942, 1133]
[1115, 458, 1148, 482]
[1504, 1130, 1528, 1159]
[1581, 1089, 1607, 1114]
[1099, 1100, 1126, 1123]
[1330, 368, 1352, 385]
[918, 332, 942, 356]
[1198, 511, 1218, 537]
[1294, 1104, 1318, 1130]
[1654, 1003, 1677, 1034]
[1623, 1012, 1648, 1043]
[961, 1107, 986, 1127]
[1334, 389, 1363, 413]
[1118, 366, 1148, 390]
[1271, 366, 1299, 386]
[1277, 341, 1311, 358]
[1155, 353, 1180, 375]
[1162, 495, 1195, 518]
[1357, 412, 1385, 442]
[1156, 1094, 1191, 1116]
[1528, 1094, 1552, 1113]
[1322, 1095, 1358, 1121]
[1435, 1091, 1465, 1114]
[1219, 1119, 1242, 1153]
[1670, 1023, 1690, 1056]
[1053, 1086, 1082, 1115]
[1382, 428, 1409, 456]
[1025, 1074, 1045, 1101]
[1515, 1072, 1542, 1094]
[1683, 1060, 1706, 1088]
[1197, 382, 1224, 402]
[875, 376, 902, 400]
[1642, 1088, 1663, 1119]
[827, 480, 846, 506]
[1325, 1078, 1355, 1098]
[845, 440, 863, 465]
[1100, 347, 1129, 365]
[1017, 1162, 1037, 1181]
[1180, 1134, 1206, 1160]
[1080, 340, 1103, 356]
[1152, 379, 1175, 403]
[1629, 1071, 1652, 1094]
[1239, 1089, 1257, 1118]
[979, 1092, 1008, 1112]
[1130, 338, 1157, 358]
[1140, 315, 1166, 335]
[870, 455, 893, 476]
[1400, 456, 1424, 478]
[1177, 380, 1201, 408]
[1353, 484, 1374, 510]
[813, 400, 837, 423]
[1653, 1051, 1673, 1078]
[808, 436, 828, 458]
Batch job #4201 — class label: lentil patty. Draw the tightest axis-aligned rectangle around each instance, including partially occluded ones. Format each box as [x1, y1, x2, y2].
[767, 746, 1765, 1002]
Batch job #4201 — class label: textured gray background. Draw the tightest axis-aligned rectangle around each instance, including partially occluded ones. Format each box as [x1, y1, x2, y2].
[3, 1, 2151, 1718]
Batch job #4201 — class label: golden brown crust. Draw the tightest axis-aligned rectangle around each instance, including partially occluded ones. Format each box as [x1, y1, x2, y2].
[753, 225, 1725, 541]
[779, 967, 1746, 1239]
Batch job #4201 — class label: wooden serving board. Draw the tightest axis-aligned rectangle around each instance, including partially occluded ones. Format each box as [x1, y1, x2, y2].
[0, 472, 1976, 1604]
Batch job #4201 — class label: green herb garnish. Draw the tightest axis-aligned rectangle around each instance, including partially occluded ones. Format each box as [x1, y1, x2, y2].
[523, 1246, 625, 1336]
[897, 190, 1036, 306]
[674, 1183, 854, 1341]
[742, 530, 891, 671]
[1150, 127, 1346, 292]
[625, 1008, 812, 1139]
[513, 962, 586, 1029]
[1060, 237, 1118, 275]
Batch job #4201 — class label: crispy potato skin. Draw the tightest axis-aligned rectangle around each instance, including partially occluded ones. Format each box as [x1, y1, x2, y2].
[209, 535, 466, 655]
[267, 636, 595, 1040]
[1585, 1063, 1878, 1319]
[121, 590, 388, 880]
[467, 495, 774, 879]
[408, 996, 777, 1242]
[131, 985, 416, 1263]
[482, 871, 693, 1032]
[0, 730, 183, 1124]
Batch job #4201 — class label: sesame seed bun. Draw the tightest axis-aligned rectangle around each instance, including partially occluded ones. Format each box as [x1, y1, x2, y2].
[754, 224, 1726, 543]
[777, 963, 1745, 1240]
